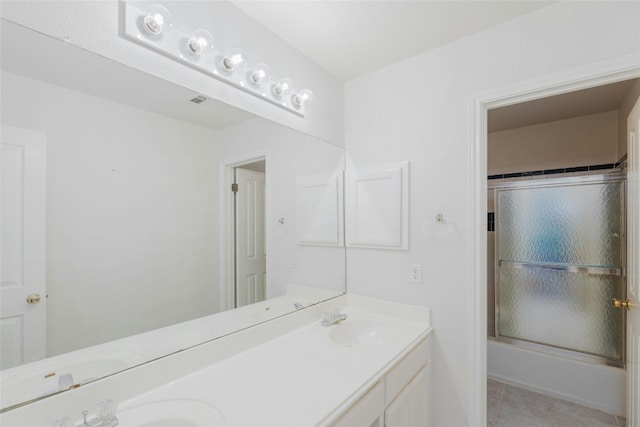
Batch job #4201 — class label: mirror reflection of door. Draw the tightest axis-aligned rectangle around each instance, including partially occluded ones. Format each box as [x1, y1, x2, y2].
[0, 126, 47, 369]
[234, 161, 266, 308]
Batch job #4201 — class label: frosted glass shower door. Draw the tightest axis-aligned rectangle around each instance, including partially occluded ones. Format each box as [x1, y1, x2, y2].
[495, 175, 625, 365]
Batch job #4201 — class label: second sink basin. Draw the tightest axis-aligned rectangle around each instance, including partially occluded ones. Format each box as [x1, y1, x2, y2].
[329, 320, 395, 348]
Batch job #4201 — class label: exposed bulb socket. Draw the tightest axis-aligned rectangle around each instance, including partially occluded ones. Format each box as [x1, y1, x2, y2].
[142, 5, 172, 35]
[271, 78, 293, 98]
[292, 89, 314, 107]
[187, 29, 213, 55]
[250, 63, 271, 86]
[220, 48, 246, 72]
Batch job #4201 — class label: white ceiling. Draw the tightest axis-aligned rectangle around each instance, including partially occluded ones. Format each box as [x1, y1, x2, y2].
[231, 1, 557, 81]
[233, 1, 638, 132]
[488, 79, 639, 132]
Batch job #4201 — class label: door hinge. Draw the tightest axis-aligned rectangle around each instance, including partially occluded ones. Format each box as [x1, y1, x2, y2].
[231, 183, 238, 193]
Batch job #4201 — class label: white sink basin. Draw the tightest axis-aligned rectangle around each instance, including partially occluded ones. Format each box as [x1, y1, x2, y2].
[329, 320, 395, 348]
[118, 399, 226, 426]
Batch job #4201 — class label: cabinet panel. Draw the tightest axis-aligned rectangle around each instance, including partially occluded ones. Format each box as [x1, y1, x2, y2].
[385, 367, 429, 427]
[386, 338, 428, 403]
[333, 381, 384, 427]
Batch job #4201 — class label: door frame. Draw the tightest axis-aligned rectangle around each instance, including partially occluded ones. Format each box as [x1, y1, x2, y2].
[468, 54, 640, 424]
[220, 152, 269, 312]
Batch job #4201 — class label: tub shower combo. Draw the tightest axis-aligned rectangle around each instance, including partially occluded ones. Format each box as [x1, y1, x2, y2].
[490, 173, 626, 367]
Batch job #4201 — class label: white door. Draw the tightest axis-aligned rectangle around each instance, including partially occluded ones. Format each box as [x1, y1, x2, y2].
[627, 96, 640, 425]
[234, 168, 266, 308]
[1, 125, 46, 369]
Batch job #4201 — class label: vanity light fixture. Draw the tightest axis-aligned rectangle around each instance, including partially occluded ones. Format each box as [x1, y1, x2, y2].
[250, 63, 272, 86]
[292, 89, 314, 107]
[187, 29, 214, 55]
[272, 78, 293, 98]
[221, 48, 246, 72]
[142, 4, 172, 36]
[124, 2, 313, 116]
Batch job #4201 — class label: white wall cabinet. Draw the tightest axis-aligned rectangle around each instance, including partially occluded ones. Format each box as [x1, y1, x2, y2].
[345, 161, 409, 250]
[331, 337, 431, 427]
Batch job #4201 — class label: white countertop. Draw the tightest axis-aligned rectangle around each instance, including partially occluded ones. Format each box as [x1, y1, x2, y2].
[0, 294, 431, 426]
[118, 302, 431, 426]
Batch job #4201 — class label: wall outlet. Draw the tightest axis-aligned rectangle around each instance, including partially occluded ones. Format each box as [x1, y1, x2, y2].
[409, 264, 422, 284]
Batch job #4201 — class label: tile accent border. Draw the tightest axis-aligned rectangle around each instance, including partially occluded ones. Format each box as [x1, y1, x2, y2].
[488, 155, 626, 180]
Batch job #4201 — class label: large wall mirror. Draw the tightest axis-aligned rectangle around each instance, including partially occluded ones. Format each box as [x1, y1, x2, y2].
[0, 20, 346, 410]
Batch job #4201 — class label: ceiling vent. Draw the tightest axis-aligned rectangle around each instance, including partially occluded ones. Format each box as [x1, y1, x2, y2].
[190, 95, 207, 104]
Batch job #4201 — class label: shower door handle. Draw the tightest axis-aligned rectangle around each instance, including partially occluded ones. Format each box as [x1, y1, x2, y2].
[611, 298, 633, 311]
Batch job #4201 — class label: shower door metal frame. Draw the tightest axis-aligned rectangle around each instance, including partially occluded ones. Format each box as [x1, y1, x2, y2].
[491, 172, 627, 367]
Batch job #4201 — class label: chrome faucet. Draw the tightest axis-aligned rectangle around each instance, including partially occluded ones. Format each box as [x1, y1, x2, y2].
[82, 399, 119, 427]
[321, 309, 347, 326]
[58, 373, 74, 391]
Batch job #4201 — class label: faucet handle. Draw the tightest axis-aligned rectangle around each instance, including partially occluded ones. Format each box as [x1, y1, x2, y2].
[97, 399, 117, 423]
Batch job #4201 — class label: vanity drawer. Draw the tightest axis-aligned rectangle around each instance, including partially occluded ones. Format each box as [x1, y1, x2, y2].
[385, 338, 428, 404]
[333, 381, 384, 427]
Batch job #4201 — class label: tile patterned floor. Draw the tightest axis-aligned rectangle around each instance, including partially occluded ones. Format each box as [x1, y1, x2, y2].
[487, 379, 626, 427]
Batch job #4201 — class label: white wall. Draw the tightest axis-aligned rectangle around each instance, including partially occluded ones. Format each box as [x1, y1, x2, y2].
[217, 117, 346, 300]
[0, 0, 344, 146]
[1, 71, 222, 356]
[344, 2, 640, 425]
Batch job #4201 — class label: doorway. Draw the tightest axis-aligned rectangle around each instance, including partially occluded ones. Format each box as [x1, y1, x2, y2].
[469, 60, 640, 425]
[485, 79, 637, 422]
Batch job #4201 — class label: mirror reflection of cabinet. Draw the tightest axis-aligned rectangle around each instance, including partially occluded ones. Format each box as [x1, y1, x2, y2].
[297, 173, 344, 247]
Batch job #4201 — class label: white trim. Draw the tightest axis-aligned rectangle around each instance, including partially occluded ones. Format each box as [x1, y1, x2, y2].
[469, 54, 640, 426]
[219, 151, 270, 312]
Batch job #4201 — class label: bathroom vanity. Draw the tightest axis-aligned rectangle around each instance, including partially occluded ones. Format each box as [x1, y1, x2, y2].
[0, 295, 432, 426]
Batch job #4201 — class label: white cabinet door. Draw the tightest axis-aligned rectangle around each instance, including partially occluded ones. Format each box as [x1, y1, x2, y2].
[385, 367, 430, 427]
[333, 381, 385, 427]
[234, 168, 266, 307]
[1, 125, 46, 369]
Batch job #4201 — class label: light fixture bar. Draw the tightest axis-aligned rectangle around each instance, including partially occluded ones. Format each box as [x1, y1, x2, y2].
[123, 2, 311, 117]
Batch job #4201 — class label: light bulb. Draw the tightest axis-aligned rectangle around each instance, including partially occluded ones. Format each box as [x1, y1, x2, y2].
[292, 89, 314, 107]
[142, 5, 172, 35]
[187, 29, 214, 55]
[250, 63, 271, 86]
[271, 78, 293, 97]
[221, 49, 246, 72]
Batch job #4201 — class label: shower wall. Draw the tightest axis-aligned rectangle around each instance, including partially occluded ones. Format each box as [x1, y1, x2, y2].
[489, 111, 619, 176]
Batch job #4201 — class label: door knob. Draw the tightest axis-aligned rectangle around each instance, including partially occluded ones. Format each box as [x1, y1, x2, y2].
[26, 293, 41, 304]
[611, 298, 631, 311]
